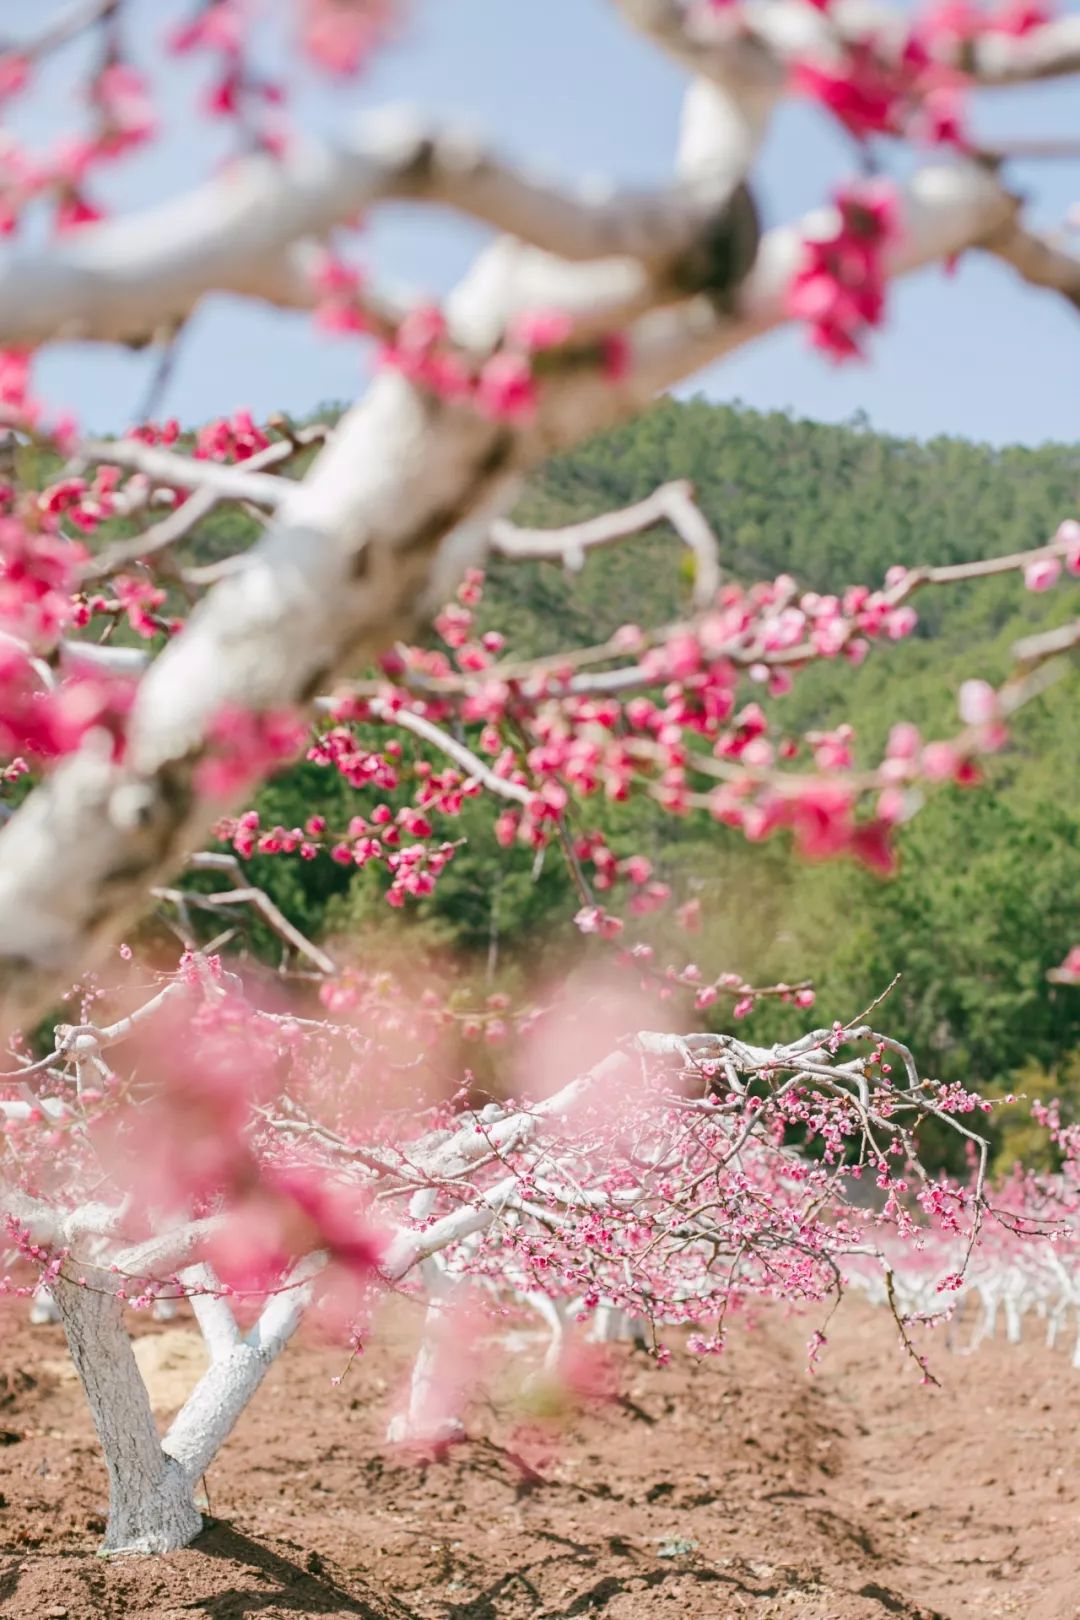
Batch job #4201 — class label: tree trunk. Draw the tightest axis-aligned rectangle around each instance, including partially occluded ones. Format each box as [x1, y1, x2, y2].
[386, 1258, 466, 1446]
[53, 1277, 203, 1553]
[162, 1342, 280, 1482]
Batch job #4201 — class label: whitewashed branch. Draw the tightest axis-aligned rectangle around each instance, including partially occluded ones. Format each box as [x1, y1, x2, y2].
[0, 1096, 69, 1122]
[491, 479, 722, 607]
[0, 110, 753, 350]
[182, 1263, 242, 1361]
[83, 423, 331, 581]
[76, 439, 289, 509]
[900, 9, 1080, 84]
[163, 1254, 326, 1486]
[60, 641, 149, 678]
[112, 1217, 226, 1280]
[0, 1186, 64, 1245]
[366, 699, 536, 806]
[158, 853, 339, 974]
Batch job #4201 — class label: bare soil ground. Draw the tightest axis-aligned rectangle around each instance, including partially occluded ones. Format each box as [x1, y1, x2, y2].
[0, 1295, 1077, 1620]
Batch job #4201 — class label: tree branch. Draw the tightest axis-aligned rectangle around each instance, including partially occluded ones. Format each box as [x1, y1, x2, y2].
[82, 423, 331, 581]
[0, 110, 753, 350]
[14, 0, 119, 62]
[156, 856, 339, 975]
[490, 479, 722, 607]
[182, 1263, 242, 1362]
[76, 439, 289, 509]
[983, 220, 1080, 314]
[366, 700, 536, 806]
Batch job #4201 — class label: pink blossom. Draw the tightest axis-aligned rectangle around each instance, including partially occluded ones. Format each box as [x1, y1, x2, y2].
[887, 721, 922, 762]
[921, 740, 961, 781]
[300, 0, 394, 75]
[957, 679, 999, 726]
[676, 898, 702, 934]
[884, 606, 918, 640]
[791, 56, 898, 141]
[195, 706, 308, 800]
[0, 54, 29, 102]
[475, 352, 537, 422]
[787, 182, 900, 360]
[508, 309, 573, 352]
[1025, 556, 1062, 592]
[574, 905, 623, 939]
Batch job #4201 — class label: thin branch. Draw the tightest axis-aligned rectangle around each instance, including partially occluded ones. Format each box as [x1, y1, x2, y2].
[980, 137, 1080, 162]
[54, 980, 191, 1057]
[12, 0, 118, 61]
[399, 519, 1080, 700]
[75, 439, 289, 509]
[366, 700, 534, 806]
[1012, 618, 1080, 669]
[155, 860, 338, 976]
[490, 480, 722, 608]
[82, 423, 331, 581]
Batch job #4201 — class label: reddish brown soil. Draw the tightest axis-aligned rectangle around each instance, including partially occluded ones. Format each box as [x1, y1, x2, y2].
[0, 1296, 1076, 1620]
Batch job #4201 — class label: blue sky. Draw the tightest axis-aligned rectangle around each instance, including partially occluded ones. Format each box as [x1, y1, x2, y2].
[14, 0, 1080, 444]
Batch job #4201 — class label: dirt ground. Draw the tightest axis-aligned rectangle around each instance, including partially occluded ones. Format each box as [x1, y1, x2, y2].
[0, 1293, 1077, 1620]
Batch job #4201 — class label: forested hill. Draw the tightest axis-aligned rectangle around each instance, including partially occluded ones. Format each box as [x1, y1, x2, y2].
[196, 398, 1080, 1169]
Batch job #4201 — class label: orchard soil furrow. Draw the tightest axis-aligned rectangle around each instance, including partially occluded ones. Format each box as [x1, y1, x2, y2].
[0, 1298, 1076, 1619]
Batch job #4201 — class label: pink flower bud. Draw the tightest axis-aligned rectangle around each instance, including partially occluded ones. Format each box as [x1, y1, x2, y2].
[1024, 556, 1061, 593]
[957, 678, 999, 726]
[508, 308, 573, 352]
[886, 722, 921, 762]
[921, 740, 960, 781]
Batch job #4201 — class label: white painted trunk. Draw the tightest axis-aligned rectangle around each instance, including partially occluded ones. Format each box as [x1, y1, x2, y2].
[53, 1278, 204, 1554]
[163, 1342, 284, 1483]
[1004, 1296, 1021, 1345]
[386, 1258, 466, 1447]
[163, 1259, 319, 1483]
[51, 1263, 315, 1553]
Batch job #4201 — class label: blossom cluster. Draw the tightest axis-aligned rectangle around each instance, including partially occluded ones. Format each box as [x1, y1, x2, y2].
[787, 182, 899, 361]
[792, 0, 1054, 149]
